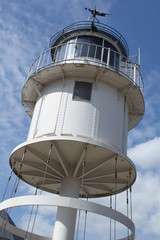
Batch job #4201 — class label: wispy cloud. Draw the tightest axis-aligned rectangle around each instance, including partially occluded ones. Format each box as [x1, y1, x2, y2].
[133, 171, 160, 239]
[128, 137, 160, 170]
[19, 212, 54, 237]
[128, 68, 160, 147]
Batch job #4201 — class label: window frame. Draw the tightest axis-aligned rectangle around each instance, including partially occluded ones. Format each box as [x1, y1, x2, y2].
[72, 81, 92, 102]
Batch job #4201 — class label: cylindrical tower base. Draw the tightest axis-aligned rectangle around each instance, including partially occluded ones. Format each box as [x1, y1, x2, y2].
[52, 177, 80, 240]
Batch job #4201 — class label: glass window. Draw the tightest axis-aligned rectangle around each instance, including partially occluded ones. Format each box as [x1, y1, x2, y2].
[77, 36, 102, 60]
[109, 51, 120, 68]
[88, 45, 96, 58]
[65, 38, 76, 59]
[77, 36, 103, 46]
[103, 48, 108, 63]
[55, 44, 67, 62]
[77, 36, 90, 43]
[104, 40, 117, 51]
[115, 53, 120, 69]
[96, 46, 102, 60]
[75, 43, 82, 57]
[109, 51, 114, 67]
[81, 43, 89, 57]
[66, 43, 75, 59]
[93, 37, 103, 46]
[73, 81, 92, 101]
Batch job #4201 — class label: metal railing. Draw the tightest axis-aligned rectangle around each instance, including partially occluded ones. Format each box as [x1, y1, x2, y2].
[28, 42, 144, 94]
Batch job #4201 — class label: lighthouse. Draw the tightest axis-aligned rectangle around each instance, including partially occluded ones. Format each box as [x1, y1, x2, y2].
[0, 9, 144, 240]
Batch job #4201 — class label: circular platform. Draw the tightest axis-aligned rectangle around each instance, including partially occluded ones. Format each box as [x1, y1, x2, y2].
[10, 137, 136, 197]
[0, 195, 135, 240]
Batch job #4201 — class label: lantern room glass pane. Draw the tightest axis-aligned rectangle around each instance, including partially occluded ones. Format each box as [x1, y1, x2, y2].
[75, 43, 82, 57]
[88, 45, 96, 58]
[56, 44, 67, 62]
[76, 36, 103, 60]
[109, 51, 114, 66]
[96, 46, 102, 60]
[115, 53, 120, 69]
[81, 43, 89, 57]
[103, 48, 108, 63]
[77, 36, 103, 46]
[66, 43, 75, 59]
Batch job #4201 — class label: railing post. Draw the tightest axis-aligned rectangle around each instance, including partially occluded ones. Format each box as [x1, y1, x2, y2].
[36, 52, 43, 72]
[46, 49, 50, 65]
[133, 64, 137, 85]
[101, 46, 104, 64]
[139, 74, 141, 91]
[139, 73, 144, 94]
[87, 43, 90, 58]
[107, 48, 110, 67]
[64, 42, 69, 61]
[27, 66, 33, 79]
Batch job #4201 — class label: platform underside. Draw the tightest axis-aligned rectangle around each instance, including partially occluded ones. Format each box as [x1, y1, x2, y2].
[10, 137, 136, 197]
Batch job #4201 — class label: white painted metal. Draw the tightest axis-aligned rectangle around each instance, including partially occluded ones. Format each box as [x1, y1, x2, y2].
[52, 178, 80, 240]
[27, 78, 128, 154]
[10, 137, 136, 197]
[23, 63, 144, 131]
[0, 195, 135, 239]
[27, 44, 143, 92]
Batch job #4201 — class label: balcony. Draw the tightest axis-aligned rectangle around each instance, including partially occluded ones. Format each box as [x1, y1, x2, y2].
[28, 41, 143, 94]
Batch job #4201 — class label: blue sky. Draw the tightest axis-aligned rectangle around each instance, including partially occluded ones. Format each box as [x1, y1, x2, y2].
[0, 0, 160, 239]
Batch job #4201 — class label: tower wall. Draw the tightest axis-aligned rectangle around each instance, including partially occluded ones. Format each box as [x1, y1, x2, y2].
[28, 78, 128, 154]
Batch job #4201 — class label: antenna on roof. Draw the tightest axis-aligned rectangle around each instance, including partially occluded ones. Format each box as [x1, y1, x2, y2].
[85, 6, 110, 23]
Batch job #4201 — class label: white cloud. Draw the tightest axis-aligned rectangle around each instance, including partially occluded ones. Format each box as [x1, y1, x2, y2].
[132, 171, 160, 239]
[128, 137, 160, 170]
[19, 212, 54, 238]
[128, 68, 160, 148]
[145, 211, 160, 237]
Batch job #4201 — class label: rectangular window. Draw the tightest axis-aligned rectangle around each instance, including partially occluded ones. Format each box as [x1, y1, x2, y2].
[73, 81, 92, 101]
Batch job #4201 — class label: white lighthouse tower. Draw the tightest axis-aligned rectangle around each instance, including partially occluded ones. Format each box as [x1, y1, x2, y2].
[0, 9, 144, 240]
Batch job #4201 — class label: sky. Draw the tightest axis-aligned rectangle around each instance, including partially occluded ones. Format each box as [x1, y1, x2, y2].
[0, 0, 160, 239]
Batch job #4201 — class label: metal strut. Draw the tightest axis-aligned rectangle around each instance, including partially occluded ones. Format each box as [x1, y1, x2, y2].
[1, 161, 15, 202]
[110, 195, 112, 240]
[114, 157, 118, 240]
[40, 142, 53, 193]
[2, 149, 27, 229]
[126, 188, 129, 238]
[30, 143, 53, 240]
[12, 148, 27, 196]
[25, 187, 38, 239]
[83, 198, 88, 240]
[76, 146, 87, 240]
[129, 172, 133, 221]
[75, 209, 81, 240]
